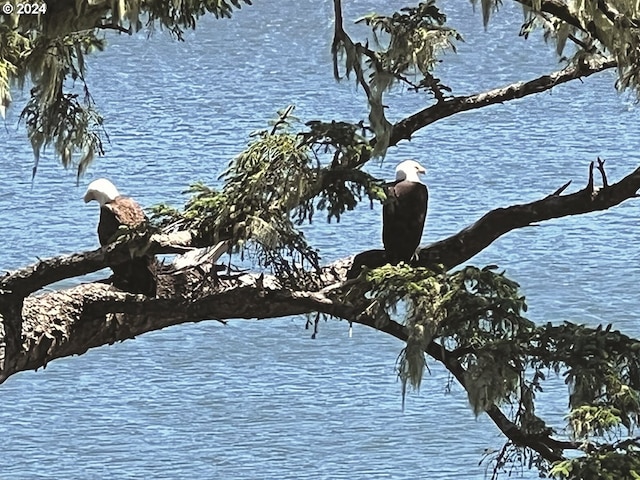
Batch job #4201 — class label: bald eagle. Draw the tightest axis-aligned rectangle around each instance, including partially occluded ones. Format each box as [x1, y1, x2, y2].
[382, 160, 428, 265]
[84, 178, 156, 296]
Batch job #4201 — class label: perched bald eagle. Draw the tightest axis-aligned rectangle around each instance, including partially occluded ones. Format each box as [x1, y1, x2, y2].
[382, 160, 428, 265]
[84, 178, 156, 296]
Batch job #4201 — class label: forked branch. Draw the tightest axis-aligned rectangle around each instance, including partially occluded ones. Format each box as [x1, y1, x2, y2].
[417, 162, 640, 269]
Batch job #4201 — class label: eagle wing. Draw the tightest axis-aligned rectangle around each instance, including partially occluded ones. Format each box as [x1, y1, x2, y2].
[107, 196, 147, 228]
[98, 196, 147, 245]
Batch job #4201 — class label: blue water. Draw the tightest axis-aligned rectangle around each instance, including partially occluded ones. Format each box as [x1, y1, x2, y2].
[2, 1, 640, 478]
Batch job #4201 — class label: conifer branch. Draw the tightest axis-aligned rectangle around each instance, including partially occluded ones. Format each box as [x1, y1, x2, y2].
[387, 58, 616, 147]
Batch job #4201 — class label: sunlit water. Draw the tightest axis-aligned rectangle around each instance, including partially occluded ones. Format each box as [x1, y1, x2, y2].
[1, 1, 639, 478]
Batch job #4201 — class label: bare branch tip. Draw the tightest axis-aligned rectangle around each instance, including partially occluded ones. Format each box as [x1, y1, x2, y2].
[596, 156, 609, 188]
[587, 161, 595, 191]
[552, 180, 572, 196]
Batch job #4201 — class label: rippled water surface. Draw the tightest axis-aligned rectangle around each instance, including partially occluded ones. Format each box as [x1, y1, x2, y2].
[2, 1, 640, 478]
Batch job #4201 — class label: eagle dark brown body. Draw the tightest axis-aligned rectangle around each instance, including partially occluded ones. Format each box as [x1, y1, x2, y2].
[382, 161, 429, 265]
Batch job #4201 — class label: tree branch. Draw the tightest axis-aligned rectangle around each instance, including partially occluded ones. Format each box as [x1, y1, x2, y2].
[95, 23, 131, 34]
[0, 231, 195, 297]
[595, 0, 640, 29]
[516, 0, 592, 34]
[388, 58, 616, 147]
[418, 162, 640, 269]
[8, 271, 352, 383]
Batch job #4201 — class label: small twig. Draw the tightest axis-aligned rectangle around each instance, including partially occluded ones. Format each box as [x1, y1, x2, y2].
[567, 33, 596, 53]
[534, 9, 600, 55]
[353, 44, 374, 99]
[552, 180, 572, 196]
[596, 157, 609, 188]
[96, 23, 130, 34]
[596, 0, 640, 28]
[269, 105, 295, 135]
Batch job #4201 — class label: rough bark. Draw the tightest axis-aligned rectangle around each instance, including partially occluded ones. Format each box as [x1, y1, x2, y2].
[0, 295, 23, 382]
[13, 272, 351, 380]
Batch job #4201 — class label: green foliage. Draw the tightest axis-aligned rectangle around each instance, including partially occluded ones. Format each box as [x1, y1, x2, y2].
[301, 119, 384, 222]
[0, 24, 29, 118]
[19, 32, 107, 178]
[359, 261, 640, 477]
[364, 263, 447, 403]
[523, 321, 640, 448]
[568, 405, 625, 439]
[363, 264, 531, 410]
[153, 109, 320, 275]
[438, 265, 531, 345]
[0, 24, 107, 178]
[152, 107, 388, 273]
[7, 3, 640, 478]
[0, 0, 250, 174]
[357, 1, 461, 78]
[438, 266, 533, 415]
[550, 441, 640, 480]
[301, 120, 371, 168]
[7, 0, 640, 175]
[144, 0, 253, 39]
[333, 0, 461, 155]
[516, 0, 640, 98]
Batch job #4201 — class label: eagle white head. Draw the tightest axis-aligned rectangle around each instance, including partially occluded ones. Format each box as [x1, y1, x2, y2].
[83, 178, 120, 206]
[395, 160, 426, 183]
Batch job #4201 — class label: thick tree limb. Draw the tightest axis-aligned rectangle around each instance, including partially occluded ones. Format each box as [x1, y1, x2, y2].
[0, 230, 195, 297]
[7, 272, 352, 382]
